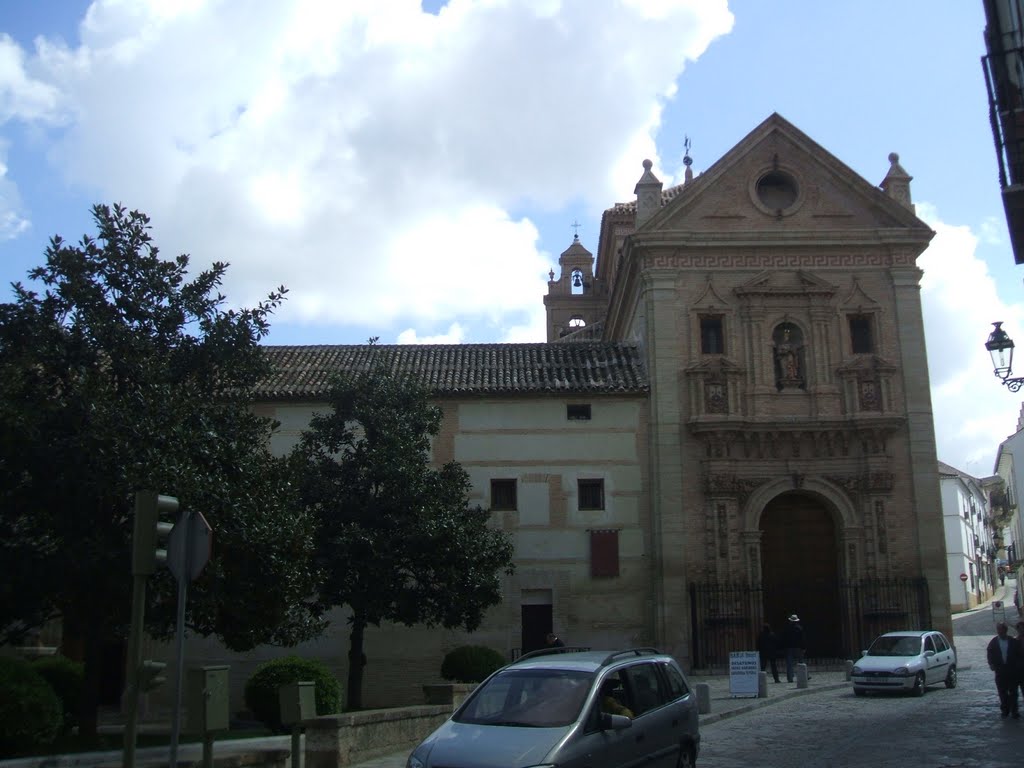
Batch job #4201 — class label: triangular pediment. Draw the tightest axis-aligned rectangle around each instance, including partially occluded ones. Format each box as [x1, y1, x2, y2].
[638, 113, 932, 238]
[683, 355, 744, 375]
[734, 269, 837, 298]
[840, 277, 881, 310]
[693, 279, 730, 309]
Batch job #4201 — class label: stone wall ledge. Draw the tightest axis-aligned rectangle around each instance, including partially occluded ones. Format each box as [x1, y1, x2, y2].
[303, 704, 452, 768]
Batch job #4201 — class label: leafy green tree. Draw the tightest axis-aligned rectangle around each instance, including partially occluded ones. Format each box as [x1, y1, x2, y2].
[0, 204, 324, 738]
[291, 361, 515, 709]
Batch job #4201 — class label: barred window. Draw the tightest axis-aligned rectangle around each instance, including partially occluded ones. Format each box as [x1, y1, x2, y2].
[490, 479, 517, 511]
[578, 479, 605, 510]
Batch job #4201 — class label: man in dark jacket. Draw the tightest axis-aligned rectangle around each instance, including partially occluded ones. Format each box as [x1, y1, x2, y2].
[757, 623, 781, 683]
[782, 614, 806, 683]
[986, 621, 1021, 718]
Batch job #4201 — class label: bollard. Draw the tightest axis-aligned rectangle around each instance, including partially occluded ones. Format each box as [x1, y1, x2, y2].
[695, 682, 711, 714]
[844, 659, 854, 681]
[758, 670, 767, 698]
[796, 663, 808, 689]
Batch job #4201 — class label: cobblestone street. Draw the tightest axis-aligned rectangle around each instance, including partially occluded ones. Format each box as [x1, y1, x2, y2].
[697, 598, 1023, 768]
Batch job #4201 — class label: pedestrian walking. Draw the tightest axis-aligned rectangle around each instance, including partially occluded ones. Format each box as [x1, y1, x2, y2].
[986, 621, 1021, 719]
[757, 623, 781, 683]
[1015, 620, 1024, 704]
[782, 614, 806, 683]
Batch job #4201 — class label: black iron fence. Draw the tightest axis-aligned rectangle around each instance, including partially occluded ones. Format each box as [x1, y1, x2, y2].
[689, 578, 930, 671]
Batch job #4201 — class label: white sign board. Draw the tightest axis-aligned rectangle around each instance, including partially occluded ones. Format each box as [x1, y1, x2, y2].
[729, 651, 760, 697]
[992, 600, 1007, 625]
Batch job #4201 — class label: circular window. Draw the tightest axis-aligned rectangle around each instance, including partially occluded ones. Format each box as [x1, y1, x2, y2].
[755, 170, 799, 211]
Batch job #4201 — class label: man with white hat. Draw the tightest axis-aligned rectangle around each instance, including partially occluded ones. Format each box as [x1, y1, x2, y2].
[782, 614, 806, 683]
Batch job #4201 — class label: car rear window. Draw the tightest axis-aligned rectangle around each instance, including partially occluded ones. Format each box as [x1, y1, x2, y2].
[455, 668, 595, 728]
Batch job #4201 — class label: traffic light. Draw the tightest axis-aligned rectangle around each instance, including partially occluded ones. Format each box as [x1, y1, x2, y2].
[132, 491, 179, 575]
[138, 660, 167, 692]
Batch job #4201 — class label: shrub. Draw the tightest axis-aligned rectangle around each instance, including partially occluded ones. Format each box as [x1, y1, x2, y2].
[244, 656, 342, 731]
[32, 655, 84, 733]
[440, 645, 507, 683]
[0, 655, 62, 758]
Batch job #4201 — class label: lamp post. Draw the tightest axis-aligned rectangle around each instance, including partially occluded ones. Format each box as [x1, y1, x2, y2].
[985, 322, 1024, 391]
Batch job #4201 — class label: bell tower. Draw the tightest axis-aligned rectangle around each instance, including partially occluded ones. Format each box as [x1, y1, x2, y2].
[543, 233, 608, 341]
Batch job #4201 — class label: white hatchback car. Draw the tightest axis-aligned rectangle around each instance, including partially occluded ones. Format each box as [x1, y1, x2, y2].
[851, 630, 957, 696]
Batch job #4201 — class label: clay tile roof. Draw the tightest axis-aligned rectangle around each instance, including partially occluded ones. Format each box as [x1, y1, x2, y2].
[608, 183, 686, 215]
[257, 342, 649, 400]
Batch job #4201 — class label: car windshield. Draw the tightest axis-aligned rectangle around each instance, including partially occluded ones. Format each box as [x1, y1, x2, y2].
[867, 636, 922, 656]
[455, 668, 595, 728]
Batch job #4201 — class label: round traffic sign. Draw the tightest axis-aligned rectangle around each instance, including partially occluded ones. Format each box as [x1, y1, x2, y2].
[959, 572, 968, 582]
[167, 511, 213, 582]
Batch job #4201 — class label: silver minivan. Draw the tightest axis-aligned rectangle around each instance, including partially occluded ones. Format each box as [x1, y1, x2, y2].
[407, 647, 701, 768]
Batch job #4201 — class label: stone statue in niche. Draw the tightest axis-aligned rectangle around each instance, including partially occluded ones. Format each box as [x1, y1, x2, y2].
[859, 379, 880, 411]
[773, 324, 805, 390]
[705, 382, 727, 414]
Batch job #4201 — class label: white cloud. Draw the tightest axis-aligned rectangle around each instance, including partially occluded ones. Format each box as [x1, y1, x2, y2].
[0, 34, 63, 123]
[398, 322, 466, 345]
[0, 143, 29, 241]
[2, 0, 732, 338]
[916, 202, 1024, 474]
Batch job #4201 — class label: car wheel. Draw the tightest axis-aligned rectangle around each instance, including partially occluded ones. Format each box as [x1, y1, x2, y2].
[677, 744, 695, 768]
[944, 666, 957, 689]
[911, 672, 925, 697]
[853, 687, 865, 697]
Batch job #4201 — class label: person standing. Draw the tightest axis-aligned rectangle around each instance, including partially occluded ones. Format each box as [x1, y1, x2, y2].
[1015, 621, 1024, 705]
[544, 632, 565, 649]
[782, 614, 806, 683]
[757, 623, 781, 683]
[986, 621, 1020, 718]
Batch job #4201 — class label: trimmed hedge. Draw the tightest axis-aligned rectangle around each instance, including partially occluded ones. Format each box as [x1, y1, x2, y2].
[244, 656, 342, 732]
[0, 655, 62, 758]
[440, 645, 507, 683]
[32, 655, 84, 733]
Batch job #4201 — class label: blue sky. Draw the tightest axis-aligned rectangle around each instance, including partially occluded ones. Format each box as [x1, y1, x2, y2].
[0, 0, 1021, 474]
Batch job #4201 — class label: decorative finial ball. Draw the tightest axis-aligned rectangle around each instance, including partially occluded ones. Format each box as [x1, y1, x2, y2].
[643, 159, 653, 170]
[888, 152, 899, 164]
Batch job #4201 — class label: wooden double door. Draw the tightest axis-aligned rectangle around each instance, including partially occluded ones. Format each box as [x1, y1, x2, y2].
[759, 492, 843, 657]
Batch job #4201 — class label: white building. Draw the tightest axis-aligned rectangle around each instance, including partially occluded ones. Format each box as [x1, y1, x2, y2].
[993, 405, 1024, 595]
[937, 461, 996, 611]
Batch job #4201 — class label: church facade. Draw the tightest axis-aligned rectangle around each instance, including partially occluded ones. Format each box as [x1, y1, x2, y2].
[201, 114, 949, 709]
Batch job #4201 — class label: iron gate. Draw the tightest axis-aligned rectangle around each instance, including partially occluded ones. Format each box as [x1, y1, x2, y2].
[689, 578, 930, 671]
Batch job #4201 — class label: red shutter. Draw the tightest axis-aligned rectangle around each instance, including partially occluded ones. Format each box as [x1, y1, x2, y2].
[590, 529, 620, 578]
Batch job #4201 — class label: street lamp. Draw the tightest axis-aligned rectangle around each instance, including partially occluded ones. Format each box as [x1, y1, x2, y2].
[985, 321, 1024, 391]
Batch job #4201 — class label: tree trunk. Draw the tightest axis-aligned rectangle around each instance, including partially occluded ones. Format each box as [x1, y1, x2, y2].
[346, 616, 367, 710]
[63, 607, 102, 742]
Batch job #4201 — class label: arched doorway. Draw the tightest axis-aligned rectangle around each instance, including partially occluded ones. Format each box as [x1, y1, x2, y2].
[760, 492, 842, 657]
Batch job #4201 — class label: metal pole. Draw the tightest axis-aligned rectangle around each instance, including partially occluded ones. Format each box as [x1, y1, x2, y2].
[122, 573, 147, 768]
[169, 511, 194, 768]
[291, 725, 301, 768]
[202, 732, 215, 768]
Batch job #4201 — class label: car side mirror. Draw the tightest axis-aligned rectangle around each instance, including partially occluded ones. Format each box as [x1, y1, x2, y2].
[860, 650, 868, 657]
[600, 712, 632, 731]
[924, 650, 935, 658]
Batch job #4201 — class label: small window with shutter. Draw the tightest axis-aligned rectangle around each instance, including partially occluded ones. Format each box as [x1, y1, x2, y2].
[590, 529, 620, 577]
